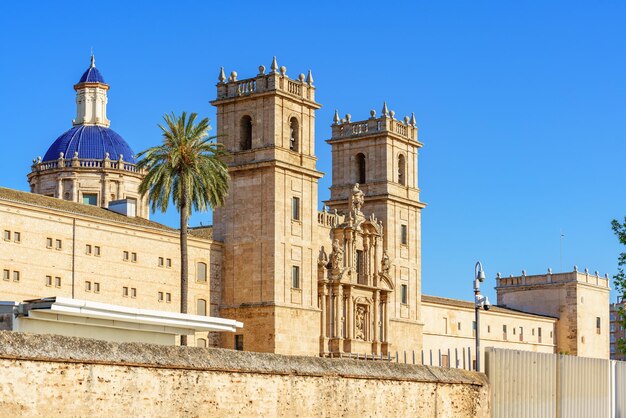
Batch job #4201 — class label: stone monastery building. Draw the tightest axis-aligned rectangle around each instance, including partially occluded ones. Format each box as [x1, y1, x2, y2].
[0, 57, 610, 362]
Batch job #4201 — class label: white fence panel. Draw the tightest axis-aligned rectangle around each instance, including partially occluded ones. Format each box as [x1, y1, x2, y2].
[486, 348, 557, 418]
[616, 360, 626, 418]
[559, 355, 609, 418]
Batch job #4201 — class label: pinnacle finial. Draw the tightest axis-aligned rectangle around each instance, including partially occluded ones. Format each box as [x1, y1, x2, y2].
[333, 109, 340, 124]
[90, 54, 95, 68]
[306, 69, 314, 85]
[218, 67, 226, 83]
[271, 56, 278, 73]
[382, 101, 389, 116]
[410, 112, 416, 126]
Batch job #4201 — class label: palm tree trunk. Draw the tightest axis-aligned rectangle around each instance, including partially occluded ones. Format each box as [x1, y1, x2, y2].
[180, 185, 189, 346]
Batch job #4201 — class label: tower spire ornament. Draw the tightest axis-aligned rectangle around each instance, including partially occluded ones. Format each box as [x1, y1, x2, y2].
[382, 101, 389, 116]
[333, 109, 340, 125]
[270, 56, 278, 73]
[306, 69, 314, 85]
[218, 67, 226, 83]
[90, 53, 95, 68]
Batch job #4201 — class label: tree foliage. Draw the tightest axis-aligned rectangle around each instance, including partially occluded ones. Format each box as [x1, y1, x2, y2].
[611, 218, 626, 355]
[137, 112, 229, 345]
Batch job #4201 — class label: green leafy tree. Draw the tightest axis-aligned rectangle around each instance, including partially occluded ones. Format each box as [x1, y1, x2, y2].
[137, 112, 229, 346]
[611, 218, 626, 356]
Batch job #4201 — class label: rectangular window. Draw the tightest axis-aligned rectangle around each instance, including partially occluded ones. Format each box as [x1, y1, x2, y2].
[400, 224, 408, 245]
[441, 354, 450, 368]
[538, 327, 542, 343]
[86, 244, 92, 255]
[2, 270, 9, 281]
[123, 251, 129, 261]
[131, 288, 137, 298]
[519, 327, 523, 342]
[46, 275, 53, 287]
[85, 281, 91, 292]
[46, 237, 53, 248]
[94, 246, 100, 256]
[196, 262, 208, 282]
[458, 321, 462, 331]
[13, 271, 20, 282]
[291, 197, 300, 221]
[55, 277, 61, 287]
[235, 335, 244, 351]
[472, 321, 476, 337]
[131, 252, 137, 263]
[401, 284, 408, 304]
[503, 325, 508, 340]
[487, 325, 491, 333]
[166, 293, 171, 303]
[158, 292, 164, 302]
[3, 230, 10, 241]
[82, 193, 98, 206]
[166, 258, 172, 268]
[443, 317, 448, 334]
[123, 286, 129, 297]
[197, 299, 207, 316]
[532, 328, 535, 336]
[291, 265, 300, 289]
[13, 232, 20, 243]
[55, 239, 62, 250]
[94, 282, 100, 293]
[596, 317, 601, 334]
[196, 338, 207, 348]
[158, 257, 164, 267]
[356, 250, 366, 284]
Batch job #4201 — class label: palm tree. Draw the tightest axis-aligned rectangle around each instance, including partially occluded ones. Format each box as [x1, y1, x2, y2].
[137, 112, 229, 345]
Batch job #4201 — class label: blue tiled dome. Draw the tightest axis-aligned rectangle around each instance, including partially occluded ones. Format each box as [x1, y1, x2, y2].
[78, 66, 105, 83]
[43, 125, 136, 163]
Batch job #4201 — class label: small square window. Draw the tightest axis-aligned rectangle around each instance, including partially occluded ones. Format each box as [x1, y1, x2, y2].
[46, 275, 53, 287]
[123, 286, 129, 297]
[94, 283, 100, 293]
[85, 281, 91, 292]
[291, 265, 300, 289]
[82, 193, 98, 206]
[55, 239, 62, 250]
[86, 244, 92, 255]
[166, 258, 172, 268]
[166, 293, 171, 303]
[94, 246, 101, 256]
[55, 277, 61, 287]
[2, 270, 9, 281]
[46, 237, 53, 248]
[3, 230, 10, 241]
[13, 271, 20, 282]
[291, 197, 301, 221]
[131, 252, 137, 263]
[131, 288, 137, 298]
[158, 257, 164, 267]
[158, 291, 164, 302]
[400, 225, 408, 245]
[13, 232, 20, 243]
[123, 251, 129, 261]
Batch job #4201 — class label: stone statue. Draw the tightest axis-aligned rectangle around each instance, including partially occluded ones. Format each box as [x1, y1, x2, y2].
[355, 306, 366, 340]
[350, 183, 365, 215]
[318, 246, 328, 267]
[329, 239, 344, 272]
[381, 250, 391, 274]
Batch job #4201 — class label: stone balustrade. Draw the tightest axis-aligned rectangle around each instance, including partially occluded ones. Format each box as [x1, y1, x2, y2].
[31, 155, 140, 174]
[495, 269, 610, 288]
[330, 109, 418, 142]
[317, 207, 345, 228]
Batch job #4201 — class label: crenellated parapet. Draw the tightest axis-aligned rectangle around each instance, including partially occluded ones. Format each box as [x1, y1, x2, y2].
[329, 102, 419, 143]
[214, 56, 317, 105]
[495, 267, 610, 289]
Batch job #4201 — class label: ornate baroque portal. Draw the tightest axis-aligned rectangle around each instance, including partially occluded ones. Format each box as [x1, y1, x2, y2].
[318, 184, 394, 356]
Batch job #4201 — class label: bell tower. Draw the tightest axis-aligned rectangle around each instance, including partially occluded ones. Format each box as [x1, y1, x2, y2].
[211, 58, 323, 355]
[325, 103, 426, 353]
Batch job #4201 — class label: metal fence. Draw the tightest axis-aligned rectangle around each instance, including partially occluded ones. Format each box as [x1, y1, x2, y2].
[338, 346, 476, 371]
[486, 347, 626, 418]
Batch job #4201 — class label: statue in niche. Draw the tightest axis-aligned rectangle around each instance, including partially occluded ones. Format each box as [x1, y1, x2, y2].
[355, 305, 367, 340]
[329, 239, 344, 272]
[381, 250, 391, 275]
[318, 246, 328, 267]
[351, 183, 365, 215]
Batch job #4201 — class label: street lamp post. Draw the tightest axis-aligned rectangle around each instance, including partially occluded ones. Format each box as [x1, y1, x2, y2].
[474, 261, 487, 372]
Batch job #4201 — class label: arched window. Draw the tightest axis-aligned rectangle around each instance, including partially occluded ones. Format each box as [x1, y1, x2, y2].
[398, 154, 406, 186]
[289, 117, 299, 151]
[355, 153, 366, 184]
[197, 298, 207, 316]
[240, 116, 252, 150]
[196, 262, 207, 282]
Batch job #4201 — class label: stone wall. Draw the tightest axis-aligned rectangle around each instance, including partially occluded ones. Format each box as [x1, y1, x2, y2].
[0, 332, 489, 417]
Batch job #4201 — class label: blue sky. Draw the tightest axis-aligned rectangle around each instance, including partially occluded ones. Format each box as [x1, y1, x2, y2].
[1, 1, 625, 302]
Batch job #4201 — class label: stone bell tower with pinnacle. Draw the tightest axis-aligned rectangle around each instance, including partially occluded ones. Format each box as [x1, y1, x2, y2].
[325, 103, 425, 352]
[211, 57, 323, 355]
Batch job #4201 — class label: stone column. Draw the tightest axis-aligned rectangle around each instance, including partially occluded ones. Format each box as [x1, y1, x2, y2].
[71, 177, 78, 202]
[372, 290, 379, 343]
[320, 288, 326, 338]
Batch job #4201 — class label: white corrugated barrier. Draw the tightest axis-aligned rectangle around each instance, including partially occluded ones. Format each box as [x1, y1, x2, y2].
[486, 347, 626, 418]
